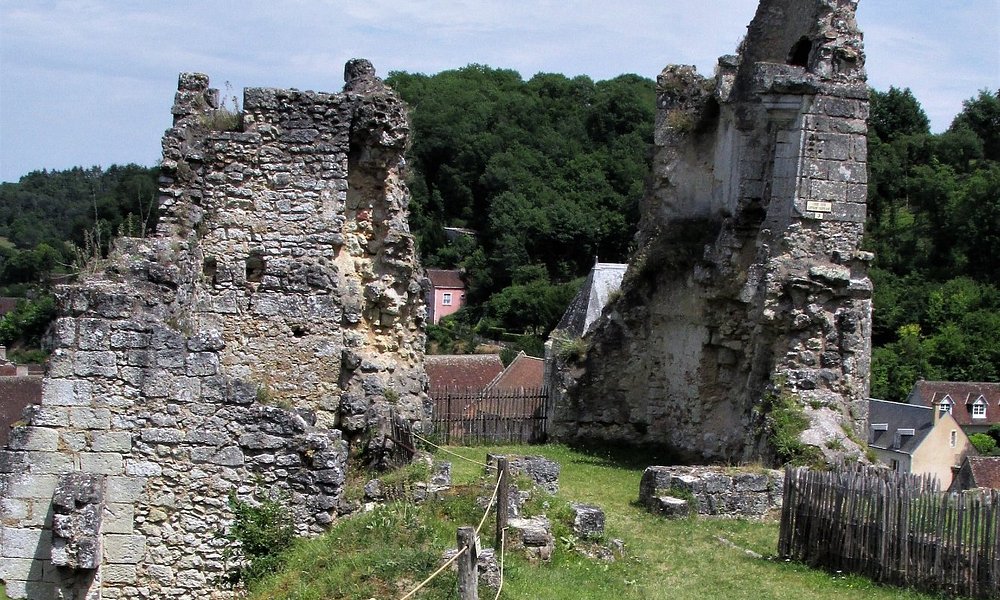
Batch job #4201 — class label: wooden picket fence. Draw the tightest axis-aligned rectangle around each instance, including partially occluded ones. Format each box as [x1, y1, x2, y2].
[779, 464, 1000, 599]
[431, 386, 550, 445]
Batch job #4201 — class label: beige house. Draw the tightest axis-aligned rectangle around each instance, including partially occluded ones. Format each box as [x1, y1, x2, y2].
[868, 398, 975, 489]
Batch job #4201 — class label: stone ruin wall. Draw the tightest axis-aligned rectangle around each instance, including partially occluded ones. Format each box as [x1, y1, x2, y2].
[551, 0, 873, 464]
[0, 60, 428, 600]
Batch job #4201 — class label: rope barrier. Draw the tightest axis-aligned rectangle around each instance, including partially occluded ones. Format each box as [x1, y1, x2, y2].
[492, 527, 506, 600]
[476, 474, 503, 535]
[398, 545, 468, 600]
[412, 432, 490, 468]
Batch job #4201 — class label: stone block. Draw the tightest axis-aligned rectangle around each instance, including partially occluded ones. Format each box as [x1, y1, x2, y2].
[77, 319, 112, 350]
[1, 497, 30, 522]
[69, 407, 111, 430]
[79, 453, 125, 475]
[73, 351, 118, 377]
[51, 472, 105, 570]
[105, 476, 146, 503]
[6, 474, 58, 499]
[101, 563, 137, 584]
[185, 352, 219, 376]
[7, 427, 60, 452]
[91, 431, 134, 452]
[42, 379, 92, 407]
[0, 557, 43, 581]
[31, 407, 70, 428]
[140, 428, 185, 444]
[2, 527, 49, 559]
[125, 460, 162, 477]
[652, 496, 690, 518]
[570, 503, 605, 539]
[733, 472, 771, 492]
[25, 452, 74, 474]
[103, 534, 146, 564]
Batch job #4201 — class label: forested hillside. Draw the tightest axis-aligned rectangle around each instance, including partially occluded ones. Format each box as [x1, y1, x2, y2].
[386, 66, 655, 343]
[0, 72, 996, 403]
[866, 88, 1000, 400]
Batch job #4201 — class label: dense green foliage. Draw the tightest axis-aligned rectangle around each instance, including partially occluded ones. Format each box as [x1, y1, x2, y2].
[224, 492, 297, 585]
[0, 165, 158, 354]
[387, 66, 654, 345]
[866, 88, 1000, 401]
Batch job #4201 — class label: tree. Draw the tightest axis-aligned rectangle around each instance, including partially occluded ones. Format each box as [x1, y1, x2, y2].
[969, 433, 998, 456]
[951, 89, 1000, 161]
[869, 87, 930, 143]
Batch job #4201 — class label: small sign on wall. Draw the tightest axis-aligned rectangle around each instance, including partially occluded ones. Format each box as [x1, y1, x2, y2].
[805, 201, 833, 213]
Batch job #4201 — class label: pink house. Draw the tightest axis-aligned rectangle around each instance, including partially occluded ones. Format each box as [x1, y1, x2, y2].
[426, 269, 465, 324]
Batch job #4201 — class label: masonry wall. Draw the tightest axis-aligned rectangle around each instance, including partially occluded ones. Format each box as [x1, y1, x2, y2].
[1, 60, 428, 599]
[552, 0, 872, 464]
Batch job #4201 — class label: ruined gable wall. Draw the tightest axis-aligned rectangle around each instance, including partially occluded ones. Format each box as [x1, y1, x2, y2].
[552, 0, 872, 463]
[0, 60, 428, 600]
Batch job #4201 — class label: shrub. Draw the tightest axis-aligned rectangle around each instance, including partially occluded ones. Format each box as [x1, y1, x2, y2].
[969, 433, 998, 455]
[764, 383, 823, 467]
[223, 491, 296, 585]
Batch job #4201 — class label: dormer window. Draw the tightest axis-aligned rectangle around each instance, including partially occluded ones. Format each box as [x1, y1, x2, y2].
[972, 396, 987, 419]
[939, 396, 953, 414]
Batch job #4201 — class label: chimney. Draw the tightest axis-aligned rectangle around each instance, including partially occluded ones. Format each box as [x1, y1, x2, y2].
[933, 403, 940, 425]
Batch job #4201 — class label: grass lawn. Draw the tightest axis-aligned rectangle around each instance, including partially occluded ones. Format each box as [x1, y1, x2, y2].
[249, 443, 945, 599]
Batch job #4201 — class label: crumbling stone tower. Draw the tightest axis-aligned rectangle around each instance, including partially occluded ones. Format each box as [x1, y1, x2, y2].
[0, 60, 428, 599]
[552, 0, 872, 463]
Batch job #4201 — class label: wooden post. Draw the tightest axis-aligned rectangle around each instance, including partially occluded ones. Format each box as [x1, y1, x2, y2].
[457, 526, 478, 600]
[496, 457, 509, 552]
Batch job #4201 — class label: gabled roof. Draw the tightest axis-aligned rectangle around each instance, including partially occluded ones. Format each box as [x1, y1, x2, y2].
[554, 262, 627, 338]
[487, 351, 544, 391]
[425, 354, 503, 393]
[868, 398, 936, 455]
[964, 456, 1000, 489]
[907, 381, 1000, 426]
[426, 269, 465, 290]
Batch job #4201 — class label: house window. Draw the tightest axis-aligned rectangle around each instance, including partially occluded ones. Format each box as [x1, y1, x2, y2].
[950, 430, 957, 448]
[442, 292, 453, 306]
[939, 396, 953, 414]
[972, 397, 987, 419]
[890, 459, 899, 472]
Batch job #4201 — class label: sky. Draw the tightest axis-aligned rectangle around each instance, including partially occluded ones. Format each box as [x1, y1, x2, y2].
[0, 0, 997, 183]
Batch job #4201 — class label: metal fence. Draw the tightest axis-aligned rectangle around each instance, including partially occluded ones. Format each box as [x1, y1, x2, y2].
[431, 387, 550, 445]
[779, 464, 1000, 599]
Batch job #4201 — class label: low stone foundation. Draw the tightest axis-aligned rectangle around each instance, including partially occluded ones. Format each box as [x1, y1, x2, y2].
[639, 466, 783, 518]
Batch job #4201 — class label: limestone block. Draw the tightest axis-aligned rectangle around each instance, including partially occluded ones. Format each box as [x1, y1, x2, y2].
[25, 451, 74, 474]
[652, 496, 690, 518]
[6, 474, 58, 500]
[91, 431, 134, 452]
[7, 427, 60, 452]
[105, 477, 146, 503]
[79, 453, 125, 476]
[102, 503, 136, 534]
[73, 351, 118, 378]
[50, 472, 105, 570]
[570, 503, 605, 539]
[101, 563, 137, 584]
[124, 460, 162, 477]
[2, 527, 50, 559]
[103, 534, 146, 564]
[42, 379, 92, 407]
[69, 407, 111, 430]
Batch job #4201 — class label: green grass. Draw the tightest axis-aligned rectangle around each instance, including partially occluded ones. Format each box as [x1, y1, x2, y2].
[249, 444, 947, 600]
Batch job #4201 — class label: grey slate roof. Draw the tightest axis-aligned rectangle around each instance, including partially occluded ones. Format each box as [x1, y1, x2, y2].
[868, 398, 935, 455]
[554, 262, 627, 338]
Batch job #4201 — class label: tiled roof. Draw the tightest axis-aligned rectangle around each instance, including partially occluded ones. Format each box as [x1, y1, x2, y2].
[0, 376, 43, 447]
[487, 352, 544, 391]
[425, 354, 504, 393]
[554, 262, 627, 337]
[966, 456, 1000, 489]
[868, 398, 935, 455]
[0, 297, 20, 315]
[907, 381, 1000, 426]
[426, 269, 465, 290]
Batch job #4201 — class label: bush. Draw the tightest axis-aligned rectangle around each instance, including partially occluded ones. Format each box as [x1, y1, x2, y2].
[223, 492, 296, 586]
[969, 433, 998, 455]
[0, 294, 56, 347]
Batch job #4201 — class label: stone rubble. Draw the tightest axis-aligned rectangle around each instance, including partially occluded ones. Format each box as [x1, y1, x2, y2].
[639, 466, 783, 519]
